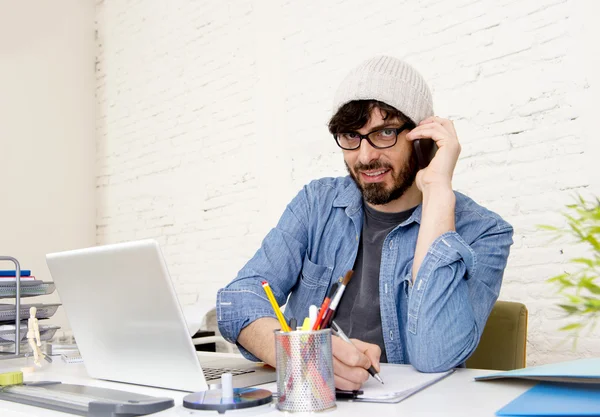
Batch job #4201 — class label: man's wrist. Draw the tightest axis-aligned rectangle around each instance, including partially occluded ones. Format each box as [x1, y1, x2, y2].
[421, 183, 456, 227]
[421, 182, 455, 201]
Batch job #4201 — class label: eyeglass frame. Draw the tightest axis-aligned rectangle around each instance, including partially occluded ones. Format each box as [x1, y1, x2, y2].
[333, 122, 415, 150]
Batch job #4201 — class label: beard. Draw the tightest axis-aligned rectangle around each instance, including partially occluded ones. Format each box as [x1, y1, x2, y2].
[345, 156, 419, 206]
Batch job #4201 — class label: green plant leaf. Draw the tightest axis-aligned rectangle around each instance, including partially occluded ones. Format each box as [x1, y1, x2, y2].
[560, 323, 583, 331]
[580, 280, 600, 295]
[538, 225, 559, 231]
[585, 235, 600, 252]
[566, 294, 584, 304]
[538, 195, 600, 340]
[558, 304, 579, 314]
[582, 297, 600, 309]
[548, 273, 575, 287]
[571, 258, 595, 267]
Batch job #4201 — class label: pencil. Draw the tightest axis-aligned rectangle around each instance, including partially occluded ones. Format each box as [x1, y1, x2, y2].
[261, 281, 291, 332]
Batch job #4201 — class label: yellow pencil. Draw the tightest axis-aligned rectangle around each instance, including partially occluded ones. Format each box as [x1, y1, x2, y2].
[261, 281, 291, 332]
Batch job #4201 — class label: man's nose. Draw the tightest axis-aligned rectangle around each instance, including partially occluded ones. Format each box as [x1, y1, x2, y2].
[357, 138, 380, 165]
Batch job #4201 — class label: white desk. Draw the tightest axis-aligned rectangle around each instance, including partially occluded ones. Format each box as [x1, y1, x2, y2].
[1, 356, 535, 417]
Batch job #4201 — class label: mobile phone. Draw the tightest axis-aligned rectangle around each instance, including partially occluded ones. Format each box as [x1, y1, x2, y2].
[413, 139, 438, 169]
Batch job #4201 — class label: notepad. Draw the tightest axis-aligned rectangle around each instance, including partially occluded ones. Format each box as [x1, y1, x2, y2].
[496, 382, 600, 416]
[352, 363, 454, 403]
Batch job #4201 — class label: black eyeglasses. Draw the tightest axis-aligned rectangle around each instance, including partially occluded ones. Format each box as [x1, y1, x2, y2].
[333, 123, 414, 150]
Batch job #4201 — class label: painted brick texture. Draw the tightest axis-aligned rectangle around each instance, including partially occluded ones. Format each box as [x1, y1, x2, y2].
[95, 0, 599, 365]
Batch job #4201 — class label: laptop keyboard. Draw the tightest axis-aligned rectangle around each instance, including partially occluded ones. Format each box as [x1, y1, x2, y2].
[203, 367, 256, 381]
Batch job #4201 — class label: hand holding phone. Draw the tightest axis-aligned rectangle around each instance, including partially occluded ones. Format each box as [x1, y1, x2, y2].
[413, 138, 438, 170]
[408, 116, 460, 181]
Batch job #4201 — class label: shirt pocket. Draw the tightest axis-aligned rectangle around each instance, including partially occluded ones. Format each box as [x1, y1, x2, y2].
[286, 254, 333, 319]
[300, 255, 333, 289]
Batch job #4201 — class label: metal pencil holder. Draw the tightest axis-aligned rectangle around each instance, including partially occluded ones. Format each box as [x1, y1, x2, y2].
[274, 329, 336, 413]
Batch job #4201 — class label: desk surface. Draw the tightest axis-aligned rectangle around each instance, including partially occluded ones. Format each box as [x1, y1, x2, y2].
[1, 356, 535, 416]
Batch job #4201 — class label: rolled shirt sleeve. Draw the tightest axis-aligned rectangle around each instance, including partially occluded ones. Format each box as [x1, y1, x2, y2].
[217, 285, 279, 361]
[406, 224, 513, 372]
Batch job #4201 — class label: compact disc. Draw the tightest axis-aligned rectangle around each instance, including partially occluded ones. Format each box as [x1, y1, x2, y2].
[183, 387, 273, 413]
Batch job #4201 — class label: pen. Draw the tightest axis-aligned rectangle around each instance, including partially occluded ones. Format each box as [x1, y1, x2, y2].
[335, 389, 364, 399]
[312, 283, 339, 330]
[320, 270, 353, 329]
[308, 305, 318, 329]
[261, 281, 291, 332]
[331, 320, 384, 384]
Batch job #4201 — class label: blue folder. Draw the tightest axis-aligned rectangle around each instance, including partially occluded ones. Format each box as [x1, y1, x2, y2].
[475, 358, 600, 383]
[496, 382, 600, 416]
[0, 270, 31, 277]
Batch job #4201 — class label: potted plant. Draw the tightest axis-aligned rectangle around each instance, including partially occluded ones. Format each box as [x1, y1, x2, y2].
[540, 195, 600, 341]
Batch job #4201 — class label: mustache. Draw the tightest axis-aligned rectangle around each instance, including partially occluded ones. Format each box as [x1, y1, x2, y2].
[354, 161, 392, 172]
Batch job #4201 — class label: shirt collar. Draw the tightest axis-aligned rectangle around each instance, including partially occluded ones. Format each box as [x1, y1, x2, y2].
[405, 203, 422, 225]
[333, 178, 363, 215]
[333, 176, 423, 225]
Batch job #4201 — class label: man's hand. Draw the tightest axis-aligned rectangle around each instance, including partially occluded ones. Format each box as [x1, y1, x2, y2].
[405, 116, 461, 192]
[239, 319, 382, 390]
[332, 336, 381, 390]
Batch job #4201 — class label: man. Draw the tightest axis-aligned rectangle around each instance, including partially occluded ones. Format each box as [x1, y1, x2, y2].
[216, 56, 513, 390]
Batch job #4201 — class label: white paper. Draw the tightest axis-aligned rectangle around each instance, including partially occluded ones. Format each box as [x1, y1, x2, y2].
[356, 363, 454, 403]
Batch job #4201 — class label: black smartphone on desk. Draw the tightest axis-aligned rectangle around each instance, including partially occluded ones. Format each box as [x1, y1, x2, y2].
[413, 138, 438, 170]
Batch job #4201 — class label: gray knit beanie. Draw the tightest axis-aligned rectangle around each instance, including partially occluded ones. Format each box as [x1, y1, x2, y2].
[332, 55, 434, 125]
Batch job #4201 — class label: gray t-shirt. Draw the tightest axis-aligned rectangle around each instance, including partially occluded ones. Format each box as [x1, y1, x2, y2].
[334, 202, 416, 363]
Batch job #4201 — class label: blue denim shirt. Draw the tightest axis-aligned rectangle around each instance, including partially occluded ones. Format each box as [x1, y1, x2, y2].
[217, 176, 513, 372]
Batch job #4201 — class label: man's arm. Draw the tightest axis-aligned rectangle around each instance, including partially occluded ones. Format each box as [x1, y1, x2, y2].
[405, 224, 513, 372]
[237, 318, 281, 366]
[405, 116, 513, 372]
[412, 185, 456, 279]
[407, 116, 461, 280]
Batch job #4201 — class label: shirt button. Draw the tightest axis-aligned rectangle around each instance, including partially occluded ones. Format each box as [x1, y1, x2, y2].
[356, 235, 359, 242]
[389, 241, 393, 249]
[389, 331, 394, 341]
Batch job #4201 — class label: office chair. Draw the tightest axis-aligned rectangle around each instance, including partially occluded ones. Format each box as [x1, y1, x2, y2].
[466, 300, 528, 371]
[191, 306, 236, 354]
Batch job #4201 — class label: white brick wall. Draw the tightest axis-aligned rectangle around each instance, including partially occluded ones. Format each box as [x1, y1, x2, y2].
[96, 0, 600, 365]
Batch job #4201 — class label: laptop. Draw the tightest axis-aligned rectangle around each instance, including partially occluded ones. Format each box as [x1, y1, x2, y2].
[45, 239, 276, 392]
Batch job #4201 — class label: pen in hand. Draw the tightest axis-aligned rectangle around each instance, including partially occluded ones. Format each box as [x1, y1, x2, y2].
[331, 320, 384, 385]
